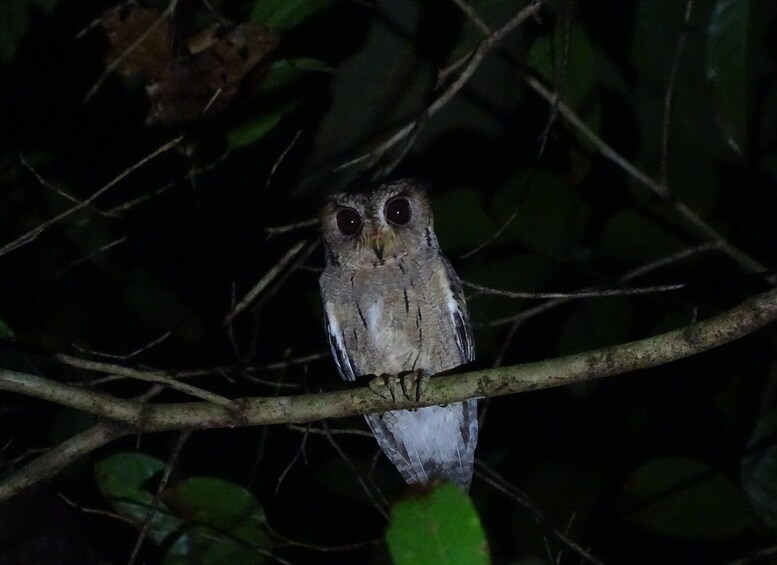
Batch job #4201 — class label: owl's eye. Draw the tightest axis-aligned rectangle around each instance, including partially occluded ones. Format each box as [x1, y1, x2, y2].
[385, 197, 411, 226]
[336, 208, 362, 236]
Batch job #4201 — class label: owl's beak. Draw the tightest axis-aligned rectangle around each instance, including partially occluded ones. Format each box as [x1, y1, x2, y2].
[371, 234, 385, 261]
[366, 228, 391, 262]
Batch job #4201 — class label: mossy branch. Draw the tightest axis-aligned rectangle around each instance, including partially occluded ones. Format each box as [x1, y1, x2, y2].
[1, 287, 776, 502]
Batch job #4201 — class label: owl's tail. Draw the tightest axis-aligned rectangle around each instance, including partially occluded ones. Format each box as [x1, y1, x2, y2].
[364, 399, 478, 490]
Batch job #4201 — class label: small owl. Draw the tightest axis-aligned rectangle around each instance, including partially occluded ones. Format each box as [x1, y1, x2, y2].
[319, 179, 477, 490]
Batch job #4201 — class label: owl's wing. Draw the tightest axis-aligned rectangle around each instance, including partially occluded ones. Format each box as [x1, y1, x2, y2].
[322, 302, 356, 382]
[441, 256, 476, 364]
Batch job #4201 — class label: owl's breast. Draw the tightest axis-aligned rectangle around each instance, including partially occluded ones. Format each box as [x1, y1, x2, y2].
[321, 254, 464, 378]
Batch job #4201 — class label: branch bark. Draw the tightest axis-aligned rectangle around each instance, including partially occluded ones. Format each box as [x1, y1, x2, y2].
[2, 287, 776, 502]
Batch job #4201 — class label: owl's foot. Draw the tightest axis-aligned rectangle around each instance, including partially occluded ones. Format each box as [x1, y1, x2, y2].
[369, 374, 401, 402]
[368, 371, 428, 403]
[399, 369, 429, 402]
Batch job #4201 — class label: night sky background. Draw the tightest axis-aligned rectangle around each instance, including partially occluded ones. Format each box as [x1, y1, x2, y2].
[1, 0, 777, 563]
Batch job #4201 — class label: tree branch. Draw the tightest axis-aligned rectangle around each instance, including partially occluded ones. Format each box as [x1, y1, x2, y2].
[2, 287, 776, 501]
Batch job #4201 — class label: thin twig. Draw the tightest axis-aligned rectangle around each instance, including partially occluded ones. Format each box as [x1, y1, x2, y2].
[266, 130, 302, 191]
[127, 430, 191, 565]
[523, 74, 769, 277]
[660, 0, 695, 189]
[465, 280, 687, 300]
[73, 330, 172, 361]
[320, 420, 389, 519]
[265, 218, 318, 237]
[336, 1, 546, 172]
[276, 424, 309, 493]
[286, 424, 373, 438]
[486, 243, 717, 328]
[726, 545, 777, 565]
[59, 492, 138, 526]
[20, 155, 112, 217]
[224, 239, 312, 325]
[61, 236, 128, 272]
[0, 136, 183, 258]
[57, 354, 235, 407]
[106, 150, 230, 215]
[475, 461, 604, 565]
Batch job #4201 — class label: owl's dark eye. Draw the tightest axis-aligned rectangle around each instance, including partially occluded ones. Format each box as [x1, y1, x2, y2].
[336, 208, 362, 236]
[385, 197, 411, 226]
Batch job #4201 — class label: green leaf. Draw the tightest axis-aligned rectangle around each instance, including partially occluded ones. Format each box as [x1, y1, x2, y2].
[706, 0, 749, 154]
[0, 0, 58, 63]
[261, 57, 330, 91]
[163, 478, 268, 565]
[556, 298, 634, 357]
[165, 477, 267, 542]
[742, 408, 777, 532]
[600, 209, 686, 264]
[249, 0, 331, 31]
[490, 172, 588, 258]
[227, 104, 297, 148]
[95, 452, 166, 504]
[386, 483, 490, 565]
[619, 457, 755, 540]
[0, 318, 14, 339]
[528, 22, 596, 113]
[228, 58, 328, 148]
[162, 525, 263, 565]
[432, 189, 494, 253]
[94, 452, 182, 543]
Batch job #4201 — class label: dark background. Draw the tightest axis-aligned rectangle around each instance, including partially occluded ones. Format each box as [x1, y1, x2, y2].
[1, 0, 777, 563]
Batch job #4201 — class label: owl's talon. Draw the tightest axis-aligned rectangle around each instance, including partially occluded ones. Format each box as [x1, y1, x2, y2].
[369, 374, 399, 402]
[400, 369, 429, 402]
[415, 371, 429, 402]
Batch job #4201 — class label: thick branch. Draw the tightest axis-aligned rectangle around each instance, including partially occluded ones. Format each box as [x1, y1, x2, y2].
[1, 288, 776, 502]
[2, 288, 776, 431]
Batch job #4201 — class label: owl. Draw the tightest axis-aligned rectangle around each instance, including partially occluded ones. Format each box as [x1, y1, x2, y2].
[319, 179, 477, 490]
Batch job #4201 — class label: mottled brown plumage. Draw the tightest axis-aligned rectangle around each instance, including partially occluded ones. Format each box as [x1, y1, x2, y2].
[319, 179, 477, 489]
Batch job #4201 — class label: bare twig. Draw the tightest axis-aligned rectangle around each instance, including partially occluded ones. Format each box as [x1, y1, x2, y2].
[320, 420, 389, 519]
[61, 236, 128, 272]
[106, 149, 230, 215]
[522, 74, 768, 277]
[465, 280, 688, 300]
[266, 130, 303, 191]
[0, 422, 128, 502]
[486, 243, 717, 328]
[57, 354, 235, 407]
[0, 136, 183, 258]
[337, 1, 546, 172]
[224, 239, 314, 325]
[727, 545, 777, 565]
[286, 424, 373, 438]
[660, 0, 695, 189]
[276, 424, 309, 493]
[20, 155, 112, 217]
[265, 218, 318, 237]
[127, 430, 191, 565]
[73, 330, 172, 362]
[475, 461, 604, 565]
[59, 492, 138, 526]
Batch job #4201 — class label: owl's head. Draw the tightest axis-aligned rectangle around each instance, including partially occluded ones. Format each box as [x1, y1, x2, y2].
[320, 179, 437, 268]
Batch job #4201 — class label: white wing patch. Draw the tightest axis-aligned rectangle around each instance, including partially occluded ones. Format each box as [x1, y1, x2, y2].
[324, 301, 356, 381]
[443, 283, 475, 364]
[366, 299, 383, 336]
